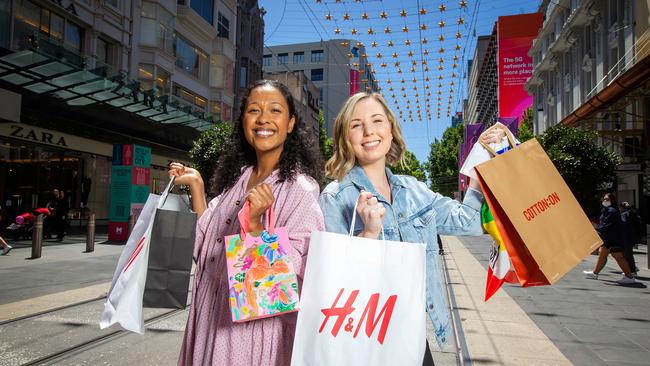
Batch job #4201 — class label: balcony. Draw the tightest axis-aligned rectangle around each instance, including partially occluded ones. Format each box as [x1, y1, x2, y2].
[566, 0, 599, 29]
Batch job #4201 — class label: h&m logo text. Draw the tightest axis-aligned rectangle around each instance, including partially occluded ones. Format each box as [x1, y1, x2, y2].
[319, 288, 397, 344]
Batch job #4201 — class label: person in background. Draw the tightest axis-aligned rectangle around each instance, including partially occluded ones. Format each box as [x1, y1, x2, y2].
[55, 190, 69, 241]
[620, 201, 640, 276]
[319, 92, 506, 365]
[169, 79, 324, 366]
[583, 193, 636, 284]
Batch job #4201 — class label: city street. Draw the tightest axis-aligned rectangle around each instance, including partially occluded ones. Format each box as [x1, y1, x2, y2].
[1, 234, 648, 365]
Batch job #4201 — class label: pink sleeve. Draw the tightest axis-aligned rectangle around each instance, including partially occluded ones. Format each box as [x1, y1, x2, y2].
[278, 176, 324, 282]
[193, 195, 220, 262]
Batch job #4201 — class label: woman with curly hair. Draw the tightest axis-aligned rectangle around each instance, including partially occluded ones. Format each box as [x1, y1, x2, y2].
[169, 80, 324, 366]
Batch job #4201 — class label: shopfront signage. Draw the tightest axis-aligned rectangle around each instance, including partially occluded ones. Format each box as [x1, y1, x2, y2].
[9, 124, 68, 147]
[48, 0, 78, 16]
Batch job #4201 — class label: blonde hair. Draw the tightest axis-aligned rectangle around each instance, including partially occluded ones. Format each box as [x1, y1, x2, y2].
[325, 92, 406, 181]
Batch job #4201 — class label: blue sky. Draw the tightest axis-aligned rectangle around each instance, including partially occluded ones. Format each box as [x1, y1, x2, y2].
[259, 0, 540, 164]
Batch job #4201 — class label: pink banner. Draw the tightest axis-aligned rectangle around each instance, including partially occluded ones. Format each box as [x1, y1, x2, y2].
[497, 13, 543, 125]
[350, 70, 360, 95]
[131, 167, 151, 185]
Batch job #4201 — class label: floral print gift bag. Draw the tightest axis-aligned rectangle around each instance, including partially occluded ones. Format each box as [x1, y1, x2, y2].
[224, 201, 299, 322]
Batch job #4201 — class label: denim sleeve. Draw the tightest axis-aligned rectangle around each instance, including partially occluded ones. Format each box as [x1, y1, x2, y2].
[319, 192, 350, 235]
[431, 186, 484, 236]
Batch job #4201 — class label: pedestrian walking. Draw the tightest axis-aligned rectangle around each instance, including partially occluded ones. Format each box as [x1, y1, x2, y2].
[319, 92, 506, 365]
[0, 235, 12, 255]
[583, 193, 636, 284]
[620, 201, 640, 276]
[170, 80, 324, 366]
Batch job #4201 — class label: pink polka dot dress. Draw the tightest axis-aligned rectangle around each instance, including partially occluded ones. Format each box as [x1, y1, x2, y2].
[178, 167, 324, 366]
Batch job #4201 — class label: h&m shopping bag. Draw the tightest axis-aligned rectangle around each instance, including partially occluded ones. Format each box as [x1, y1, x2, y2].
[224, 201, 299, 322]
[100, 178, 196, 333]
[474, 131, 602, 287]
[142, 189, 196, 309]
[291, 211, 427, 366]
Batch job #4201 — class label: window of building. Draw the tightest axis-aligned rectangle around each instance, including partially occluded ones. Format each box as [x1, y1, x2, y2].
[97, 38, 109, 65]
[138, 64, 154, 91]
[217, 12, 229, 39]
[210, 101, 221, 116]
[156, 68, 170, 95]
[174, 35, 208, 81]
[277, 53, 288, 65]
[173, 85, 208, 111]
[105, 0, 118, 8]
[190, 0, 213, 25]
[263, 54, 272, 66]
[141, 2, 174, 53]
[12, 0, 69, 50]
[293, 52, 304, 64]
[240, 65, 247, 87]
[64, 21, 82, 53]
[311, 50, 324, 62]
[0, 0, 9, 48]
[311, 68, 323, 81]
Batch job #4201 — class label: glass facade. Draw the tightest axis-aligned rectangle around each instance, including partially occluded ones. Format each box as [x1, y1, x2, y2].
[217, 12, 229, 39]
[174, 35, 208, 81]
[311, 50, 324, 62]
[140, 1, 174, 54]
[12, 0, 82, 53]
[190, 0, 213, 25]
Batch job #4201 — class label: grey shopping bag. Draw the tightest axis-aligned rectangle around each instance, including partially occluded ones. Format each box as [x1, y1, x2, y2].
[143, 189, 197, 309]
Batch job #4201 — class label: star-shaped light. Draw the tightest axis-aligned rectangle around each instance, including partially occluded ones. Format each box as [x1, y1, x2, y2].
[380, 11, 388, 19]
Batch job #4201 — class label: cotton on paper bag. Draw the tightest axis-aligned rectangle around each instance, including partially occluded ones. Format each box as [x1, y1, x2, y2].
[291, 212, 426, 366]
[475, 133, 602, 287]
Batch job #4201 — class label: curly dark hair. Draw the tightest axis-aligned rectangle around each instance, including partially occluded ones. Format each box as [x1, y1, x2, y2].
[211, 79, 322, 196]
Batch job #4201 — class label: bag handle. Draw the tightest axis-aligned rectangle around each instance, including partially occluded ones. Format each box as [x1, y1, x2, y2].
[349, 195, 386, 240]
[478, 123, 518, 157]
[158, 176, 177, 209]
[237, 200, 275, 240]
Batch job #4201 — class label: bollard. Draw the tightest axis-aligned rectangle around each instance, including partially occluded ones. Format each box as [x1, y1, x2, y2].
[31, 214, 43, 259]
[86, 213, 95, 253]
[128, 214, 135, 235]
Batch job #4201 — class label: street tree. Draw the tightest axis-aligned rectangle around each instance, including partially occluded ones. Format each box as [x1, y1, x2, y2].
[189, 121, 233, 189]
[538, 124, 620, 217]
[390, 150, 426, 182]
[426, 123, 464, 197]
[518, 108, 535, 142]
[319, 110, 333, 163]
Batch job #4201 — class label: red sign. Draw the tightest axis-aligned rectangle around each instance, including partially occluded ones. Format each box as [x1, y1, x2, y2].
[349, 70, 360, 96]
[131, 167, 151, 185]
[497, 13, 543, 124]
[108, 221, 129, 241]
[122, 144, 134, 166]
[319, 288, 397, 345]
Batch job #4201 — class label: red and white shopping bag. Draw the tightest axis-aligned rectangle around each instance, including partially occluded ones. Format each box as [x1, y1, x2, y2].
[291, 211, 427, 366]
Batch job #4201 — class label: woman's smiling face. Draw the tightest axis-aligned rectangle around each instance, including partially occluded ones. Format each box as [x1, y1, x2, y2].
[347, 97, 393, 167]
[242, 85, 296, 156]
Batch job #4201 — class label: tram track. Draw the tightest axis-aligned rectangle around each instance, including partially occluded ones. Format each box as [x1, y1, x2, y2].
[0, 296, 108, 327]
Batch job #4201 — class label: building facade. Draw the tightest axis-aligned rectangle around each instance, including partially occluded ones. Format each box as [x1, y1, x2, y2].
[463, 35, 492, 125]
[0, 0, 243, 227]
[525, 0, 650, 216]
[233, 0, 263, 116]
[262, 39, 377, 135]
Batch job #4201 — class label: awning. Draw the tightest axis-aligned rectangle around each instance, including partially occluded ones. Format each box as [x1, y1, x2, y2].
[0, 35, 215, 132]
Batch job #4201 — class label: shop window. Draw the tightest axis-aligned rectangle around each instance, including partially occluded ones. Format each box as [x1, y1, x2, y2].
[211, 101, 221, 116]
[138, 64, 154, 91]
[263, 54, 272, 66]
[277, 53, 288, 65]
[174, 35, 208, 81]
[311, 50, 323, 62]
[190, 0, 213, 25]
[311, 68, 323, 81]
[217, 12, 229, 39]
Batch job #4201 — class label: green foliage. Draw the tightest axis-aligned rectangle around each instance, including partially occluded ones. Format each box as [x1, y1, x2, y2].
[390, 151, 426, 182]
[425, 123, 464, 197]
[318, 110, 333, 163]
[538, 125, 620, 217]
[518, 108, 535, 142]
[189, 122, 233, 186]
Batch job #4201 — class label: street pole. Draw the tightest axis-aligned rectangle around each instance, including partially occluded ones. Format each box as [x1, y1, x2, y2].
[31, 214, 43, 259]
[86, 213, 95, 253]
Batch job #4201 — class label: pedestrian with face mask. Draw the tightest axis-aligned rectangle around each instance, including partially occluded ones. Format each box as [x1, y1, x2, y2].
[619, 201, 640, 276]
[583, 193, 636, 284]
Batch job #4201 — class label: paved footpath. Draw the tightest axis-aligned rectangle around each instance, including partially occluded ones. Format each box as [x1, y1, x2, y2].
[446, 235, 650, 366]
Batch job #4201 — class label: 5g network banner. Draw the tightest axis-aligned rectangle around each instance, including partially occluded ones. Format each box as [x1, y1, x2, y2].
[497, 13, 543, 124]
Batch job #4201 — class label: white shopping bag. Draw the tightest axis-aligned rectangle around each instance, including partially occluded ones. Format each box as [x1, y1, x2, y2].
[291, 212, 427, 366]
[459, 125, 520, 181]
[99, 179, 175, 334]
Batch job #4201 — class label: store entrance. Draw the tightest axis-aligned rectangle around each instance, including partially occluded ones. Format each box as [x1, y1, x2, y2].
[0, 141, 83, 228]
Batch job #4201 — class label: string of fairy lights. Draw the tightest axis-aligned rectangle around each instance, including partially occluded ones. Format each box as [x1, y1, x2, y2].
[313, 0, 470, 123]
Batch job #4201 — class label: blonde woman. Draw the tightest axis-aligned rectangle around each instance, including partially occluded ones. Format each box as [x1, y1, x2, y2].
[319, 92, 503, 365]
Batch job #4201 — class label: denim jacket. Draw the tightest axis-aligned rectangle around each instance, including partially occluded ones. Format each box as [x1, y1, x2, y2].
[319, 165, 484, 345]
